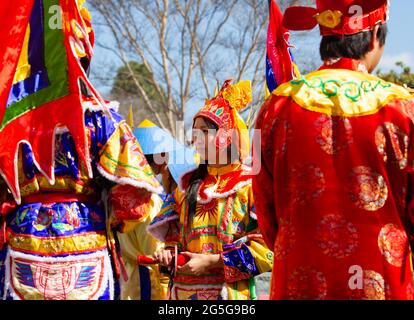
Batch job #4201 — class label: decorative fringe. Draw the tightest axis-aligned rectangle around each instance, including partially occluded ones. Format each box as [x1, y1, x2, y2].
[198, 179, 252, 205]
[82, 100, 120, 113]
[96, 164, 164, 195]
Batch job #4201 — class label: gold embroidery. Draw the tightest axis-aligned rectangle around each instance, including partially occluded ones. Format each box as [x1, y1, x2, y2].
[378, 224, 408, 267]
[314, 115, 353, 155]
[348, 166, 388, 211]
[375, 123, 408, 169]
[8, 231, 107, 255]
[349, 270, 385, 300]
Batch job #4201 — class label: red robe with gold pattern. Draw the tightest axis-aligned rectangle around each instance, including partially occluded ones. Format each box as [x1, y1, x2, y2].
[253, 58, 414, 300]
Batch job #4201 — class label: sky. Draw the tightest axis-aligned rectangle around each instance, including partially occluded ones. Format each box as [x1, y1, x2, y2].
[379, 0, 414, 71]
[286, 0, 414, 73]
[90, 0, 414, 125]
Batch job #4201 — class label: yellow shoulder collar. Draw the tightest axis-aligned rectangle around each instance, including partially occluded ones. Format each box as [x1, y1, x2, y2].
[274, 69, 413, 117]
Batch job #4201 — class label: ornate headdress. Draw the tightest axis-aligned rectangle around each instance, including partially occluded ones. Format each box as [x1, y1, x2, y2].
[194, 80, 252, 162]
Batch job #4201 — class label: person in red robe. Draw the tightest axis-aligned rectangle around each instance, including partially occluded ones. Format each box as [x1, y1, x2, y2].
[253, 0, 414, 300]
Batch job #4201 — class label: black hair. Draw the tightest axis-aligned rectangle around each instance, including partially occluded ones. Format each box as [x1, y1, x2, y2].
[320, 23, 388, 61]
[145, 152, 167, 168]
[145, 154, 155, 166]
[186, 117, 218, 226]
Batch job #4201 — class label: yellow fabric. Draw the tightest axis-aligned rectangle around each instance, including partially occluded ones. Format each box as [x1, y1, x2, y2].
[274, 68, 413, 117]
[164, 174, 273, 300]
[234, 111, 250, 162]
[17, 145, 97, 198]
[207, 163, 241, 176]
[13, 24, 31, 84]
[118, 194, 169, 300]
[226, 280, 251, 300]
[315, 10, 343, 28]
[9, 249, 110, 300]
[222, 80, 252, 111]
[7, 231, 107, 255]
[248, 240, 275, 274]
[222, 80, 252, 162]
[265, 83, 271, 100]
[138, 119, 157, 128]
[127, 105, 134, 129]
[98, 121, 162, 193]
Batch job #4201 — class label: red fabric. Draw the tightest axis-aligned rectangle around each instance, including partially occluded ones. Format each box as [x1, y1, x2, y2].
[109, 184, 152, 221]
[253, 62, 414, 300]
[21, 193, 97, 205]
[0, 0, 35, 123]
[283, 0, 388, 36]
[0, 94, 87, 203]
[267, 0, 298, 87]
[0, 0, 107, 204]
[181, 166, 252, 202]
[0, 201, 16, 216]
[282, 6, 319, 31]
[194, 80, 235, 150]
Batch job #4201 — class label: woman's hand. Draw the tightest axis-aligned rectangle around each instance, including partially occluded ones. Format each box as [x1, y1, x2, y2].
[154, 249, 174, 267]
[177, 252, 223, 276]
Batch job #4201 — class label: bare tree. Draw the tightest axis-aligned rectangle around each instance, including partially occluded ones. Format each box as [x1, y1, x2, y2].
[89, 0, 316, 138]
[89, 0, 267, 135]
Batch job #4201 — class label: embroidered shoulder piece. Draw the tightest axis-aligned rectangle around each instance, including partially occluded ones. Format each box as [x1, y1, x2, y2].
[147, 192, 180, 242]
[97, 120, 163, 194]
[274, 69, 413, 117]
[198, 165, 252, 203]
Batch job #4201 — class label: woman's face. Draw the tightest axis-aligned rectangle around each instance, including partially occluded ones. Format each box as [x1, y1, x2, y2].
[192, 117, 217, 162]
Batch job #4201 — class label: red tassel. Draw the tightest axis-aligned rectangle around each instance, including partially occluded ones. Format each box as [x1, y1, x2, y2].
[110, 240, 121, 280]
[118, 255, 129, 282]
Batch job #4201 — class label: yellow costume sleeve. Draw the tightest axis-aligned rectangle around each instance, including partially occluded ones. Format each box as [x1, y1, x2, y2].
[117, 193, 169, 300]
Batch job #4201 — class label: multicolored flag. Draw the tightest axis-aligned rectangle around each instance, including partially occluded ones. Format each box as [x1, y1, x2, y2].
[0, 0, 108, 203]
[266, 0, 300, 96]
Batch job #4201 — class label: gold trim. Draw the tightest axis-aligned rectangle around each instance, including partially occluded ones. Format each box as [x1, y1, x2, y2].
[274, 69, 413, 117]
[207, 163, 241, 176]
[8, 231, 107, 255]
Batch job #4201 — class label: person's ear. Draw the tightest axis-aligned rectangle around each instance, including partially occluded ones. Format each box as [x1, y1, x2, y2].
[370, 25, 380, 50]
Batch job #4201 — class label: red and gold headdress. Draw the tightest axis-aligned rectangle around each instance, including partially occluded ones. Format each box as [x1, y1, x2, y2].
[194, 80, 252, 162]
[283, 0, 388, 36]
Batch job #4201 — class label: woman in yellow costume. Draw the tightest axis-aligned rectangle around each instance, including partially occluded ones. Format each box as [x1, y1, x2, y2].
[148, 80, 273, 300]
[117, 120, 199, 300]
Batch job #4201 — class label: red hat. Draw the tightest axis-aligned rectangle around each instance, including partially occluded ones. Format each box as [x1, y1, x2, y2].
[194, 80, 252, 162]
[283, 0, 388, 36]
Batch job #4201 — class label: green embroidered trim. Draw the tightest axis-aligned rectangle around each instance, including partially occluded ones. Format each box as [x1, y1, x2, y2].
[274, 69, 413, 117]
[291, 76, 392, 103]
[249, 278, 257, 300]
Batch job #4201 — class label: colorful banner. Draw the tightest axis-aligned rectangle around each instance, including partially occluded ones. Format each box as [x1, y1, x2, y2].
[0, 0, 106, 204]
[266, 0, 299, 94]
